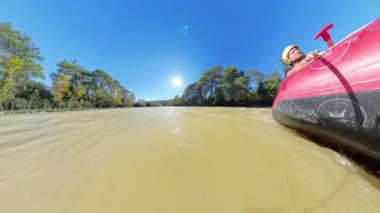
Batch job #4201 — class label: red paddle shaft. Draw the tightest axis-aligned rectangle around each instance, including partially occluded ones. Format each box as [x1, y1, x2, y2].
[314, 23, 334, 48]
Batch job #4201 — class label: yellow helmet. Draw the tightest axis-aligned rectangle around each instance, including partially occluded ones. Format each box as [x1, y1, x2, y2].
[282, 45, 297, 64]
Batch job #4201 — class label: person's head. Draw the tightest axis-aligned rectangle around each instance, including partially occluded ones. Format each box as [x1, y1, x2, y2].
[282, 45, 305, 65]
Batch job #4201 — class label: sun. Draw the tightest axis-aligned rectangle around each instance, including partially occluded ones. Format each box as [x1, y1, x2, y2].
[171, 77, 182, 87]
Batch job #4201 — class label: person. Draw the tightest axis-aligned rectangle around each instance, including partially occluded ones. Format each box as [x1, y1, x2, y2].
[282, 45, 322, 77]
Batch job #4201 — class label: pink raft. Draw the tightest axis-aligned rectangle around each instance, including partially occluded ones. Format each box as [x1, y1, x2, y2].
[272, 18, 380, 159]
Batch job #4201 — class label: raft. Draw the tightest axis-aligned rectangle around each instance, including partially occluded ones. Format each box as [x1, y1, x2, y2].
[272, 17, 380, 160]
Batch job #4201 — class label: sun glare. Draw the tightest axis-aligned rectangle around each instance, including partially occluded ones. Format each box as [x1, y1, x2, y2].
[171, 77, 182, 87]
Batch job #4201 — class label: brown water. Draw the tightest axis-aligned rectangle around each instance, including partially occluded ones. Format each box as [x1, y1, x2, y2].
[0, 107, 379, 213]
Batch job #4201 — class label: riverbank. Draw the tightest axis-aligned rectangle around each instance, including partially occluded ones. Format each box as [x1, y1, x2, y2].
[0, 106, 271, 116]
[0, 107, 130, 116]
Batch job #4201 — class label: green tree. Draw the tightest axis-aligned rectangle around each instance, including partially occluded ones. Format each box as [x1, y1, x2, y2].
[16, 81, 52, 101]
[52, 73, 70, 105]
[75, 85, 87, 102]
[94, 88, 112, 108]
[245, 69, 265, 104]
[171, 95, 182, 106]
[254, 71, 282, 105]
[0, 56, 24, 110]
[245, 69, 265, 91]
[134, 99, 146, 107]
[221, 66, 245, 103]
[54, 60, 88, 100]
[182, 83, 203, 106]
[197, 66, 223, 104]
[0, 23, 44, 90]
[92, 70, 116, 107]
[233, 75, 249, 105]
[265, 71, 282, 101]
[120, 87, 135, 107]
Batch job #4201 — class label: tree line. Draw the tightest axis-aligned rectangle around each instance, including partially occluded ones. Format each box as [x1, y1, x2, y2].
[135, 66, 282, 108]
[0, 23, 135, 111]
[178, 65, 282, 107]
[119, 67, 282, 108]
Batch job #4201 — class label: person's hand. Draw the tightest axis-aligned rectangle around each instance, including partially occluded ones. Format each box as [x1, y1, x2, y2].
[310, 50, 321, 58]
[304, 50, 321, 63]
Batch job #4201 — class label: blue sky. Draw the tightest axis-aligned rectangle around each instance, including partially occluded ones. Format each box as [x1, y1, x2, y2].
[1, 0, 379, 100]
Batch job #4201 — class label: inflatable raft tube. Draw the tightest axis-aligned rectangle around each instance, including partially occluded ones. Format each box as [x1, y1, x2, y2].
[272, 18, 380, 160]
